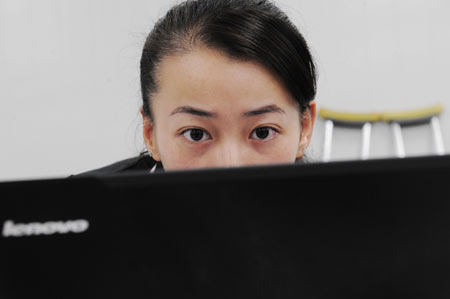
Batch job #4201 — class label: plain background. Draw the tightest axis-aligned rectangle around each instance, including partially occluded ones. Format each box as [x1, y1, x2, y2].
[1, 0, 449, 181]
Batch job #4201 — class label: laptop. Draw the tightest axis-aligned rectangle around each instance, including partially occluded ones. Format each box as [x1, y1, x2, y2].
[1, 155, 450, 298]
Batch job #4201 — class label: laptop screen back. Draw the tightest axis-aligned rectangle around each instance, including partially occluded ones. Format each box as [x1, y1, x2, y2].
[1, 155, 450, 298]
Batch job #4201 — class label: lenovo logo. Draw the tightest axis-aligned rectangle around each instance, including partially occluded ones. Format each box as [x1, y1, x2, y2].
[2, 219, 89, 237]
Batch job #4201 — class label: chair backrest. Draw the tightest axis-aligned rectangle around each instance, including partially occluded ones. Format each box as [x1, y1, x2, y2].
[319, 104, 444, 161]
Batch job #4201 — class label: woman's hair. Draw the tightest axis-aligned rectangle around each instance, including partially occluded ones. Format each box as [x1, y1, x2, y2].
[140, 0, 317, 121]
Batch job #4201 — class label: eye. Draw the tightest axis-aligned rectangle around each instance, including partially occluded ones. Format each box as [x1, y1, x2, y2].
[250, 127, 278, 141]
[182, 128, 211, 142]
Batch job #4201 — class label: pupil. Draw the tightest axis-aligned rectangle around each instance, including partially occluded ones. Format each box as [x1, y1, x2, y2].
[256, 127, 269, 139]
[190, 129, 204, 141]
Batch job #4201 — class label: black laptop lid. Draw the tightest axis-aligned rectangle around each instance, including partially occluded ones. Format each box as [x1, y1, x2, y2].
[1, 155, 450, 299]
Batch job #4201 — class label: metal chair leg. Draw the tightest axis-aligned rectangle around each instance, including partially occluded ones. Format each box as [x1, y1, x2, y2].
[391, 122, 405, 158]
[323, 120, 334, 162]
[431, 116, 445, 155]
[361, 123, 371, 160]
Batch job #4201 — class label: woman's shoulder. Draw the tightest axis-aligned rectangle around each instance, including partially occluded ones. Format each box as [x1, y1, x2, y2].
[70, 153, 159, 177]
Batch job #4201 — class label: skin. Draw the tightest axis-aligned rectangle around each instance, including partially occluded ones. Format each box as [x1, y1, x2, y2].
[141, 46, 316, 170]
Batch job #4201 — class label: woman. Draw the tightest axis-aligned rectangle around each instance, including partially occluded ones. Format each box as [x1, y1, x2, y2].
[78, 0, 317, 176]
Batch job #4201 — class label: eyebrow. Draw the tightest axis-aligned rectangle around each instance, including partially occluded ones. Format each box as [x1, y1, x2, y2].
[170, 106, 218, 118]
[242, 105, 286, 117]
[169, 104, 285, 118]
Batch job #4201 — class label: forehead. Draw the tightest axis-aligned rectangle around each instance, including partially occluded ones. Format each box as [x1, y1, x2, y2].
[152, 47, 298, 116]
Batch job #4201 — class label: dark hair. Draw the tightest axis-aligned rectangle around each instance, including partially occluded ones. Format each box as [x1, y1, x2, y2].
[140, 0, 317, 121]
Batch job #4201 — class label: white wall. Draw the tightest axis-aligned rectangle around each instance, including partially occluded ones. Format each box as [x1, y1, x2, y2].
[281, 0, 450, 162]
[1, 0, 449, 181]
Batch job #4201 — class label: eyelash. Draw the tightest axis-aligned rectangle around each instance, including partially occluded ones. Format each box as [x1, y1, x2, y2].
[179, 126, 279, 142]
[250, 126, 279, 141]
[180, 128, 212, 142]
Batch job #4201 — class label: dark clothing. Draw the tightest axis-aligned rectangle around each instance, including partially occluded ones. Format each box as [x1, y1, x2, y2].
[72, 153, 310, 177]
[72, 153, 163, 177]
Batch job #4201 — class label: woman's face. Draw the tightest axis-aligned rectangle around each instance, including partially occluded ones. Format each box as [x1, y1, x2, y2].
[142, 47, 316, 170]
